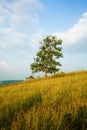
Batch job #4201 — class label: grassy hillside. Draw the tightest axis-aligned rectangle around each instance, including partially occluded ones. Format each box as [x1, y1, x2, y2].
[0, 71, 87, 130]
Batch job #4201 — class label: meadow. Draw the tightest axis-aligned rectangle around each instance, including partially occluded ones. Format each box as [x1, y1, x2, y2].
[0, 71, 87, 130]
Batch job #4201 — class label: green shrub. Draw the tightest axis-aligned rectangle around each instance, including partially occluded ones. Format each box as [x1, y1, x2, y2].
[51, 72, 65, 78]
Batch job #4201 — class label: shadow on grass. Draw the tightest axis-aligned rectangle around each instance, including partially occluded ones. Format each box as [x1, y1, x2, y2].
[59, 106, 87, 130]
[0, 93, 42, 130]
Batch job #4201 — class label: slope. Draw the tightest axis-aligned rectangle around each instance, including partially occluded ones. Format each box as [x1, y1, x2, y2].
[0, 71, 87, 130]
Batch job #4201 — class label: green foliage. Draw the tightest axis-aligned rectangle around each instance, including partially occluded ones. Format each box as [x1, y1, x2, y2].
[29, 75, 35, 79]
[31, 35, 63, 76]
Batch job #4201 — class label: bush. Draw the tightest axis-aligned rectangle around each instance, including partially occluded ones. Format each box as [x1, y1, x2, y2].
[51, 72, 65, 78]
[26, 75, 35, 80]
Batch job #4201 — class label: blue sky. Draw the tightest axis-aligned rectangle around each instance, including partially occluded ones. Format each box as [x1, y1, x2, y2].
[0, 0, 87, 80]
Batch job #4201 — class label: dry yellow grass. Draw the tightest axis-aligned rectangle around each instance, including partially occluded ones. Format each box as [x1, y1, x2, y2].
[0, 71, 87, 130]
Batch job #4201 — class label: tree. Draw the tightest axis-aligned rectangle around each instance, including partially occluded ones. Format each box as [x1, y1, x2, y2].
[30, 35, 63, 76]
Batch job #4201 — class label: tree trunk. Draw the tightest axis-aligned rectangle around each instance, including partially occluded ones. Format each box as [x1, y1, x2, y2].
[45, 72, 47, 77]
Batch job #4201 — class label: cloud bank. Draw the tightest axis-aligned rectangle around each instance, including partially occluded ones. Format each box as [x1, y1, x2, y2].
[55, 12, 87, 52]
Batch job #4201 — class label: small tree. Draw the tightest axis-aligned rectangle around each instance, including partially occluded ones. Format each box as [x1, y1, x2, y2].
[31, 35, 63, 76]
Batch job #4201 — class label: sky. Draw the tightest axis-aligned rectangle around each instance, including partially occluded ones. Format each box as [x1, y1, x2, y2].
[0, 0, 87, 80]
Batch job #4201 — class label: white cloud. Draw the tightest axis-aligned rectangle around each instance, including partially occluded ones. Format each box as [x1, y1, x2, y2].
[0, 60, 14, 71]
[9, 0, 42, 31]
[0, 0, 43, 49]
[0, 15, 4, 24]
[55, 12, 87, 52]
[0, 27, 28, 49]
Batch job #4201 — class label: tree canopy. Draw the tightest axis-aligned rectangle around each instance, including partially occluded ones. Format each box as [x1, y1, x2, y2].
[30, 35, 63, 76]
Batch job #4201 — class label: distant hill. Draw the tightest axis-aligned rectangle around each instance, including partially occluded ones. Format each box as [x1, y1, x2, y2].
[0, 71, 87, 130]
[0, 80, 23, 85]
